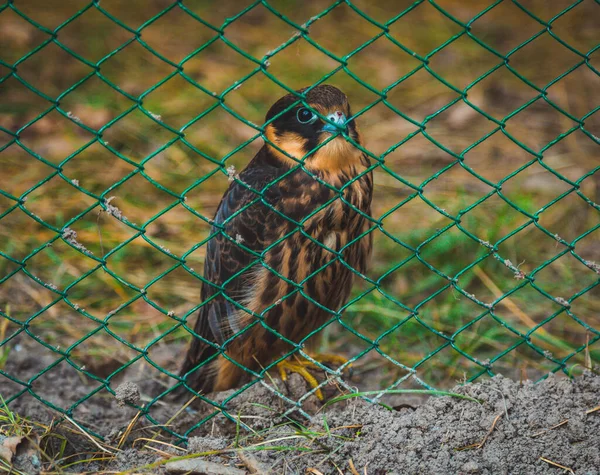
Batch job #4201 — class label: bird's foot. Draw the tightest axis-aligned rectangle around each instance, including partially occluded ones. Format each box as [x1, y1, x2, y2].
[277, 353, 350, 401]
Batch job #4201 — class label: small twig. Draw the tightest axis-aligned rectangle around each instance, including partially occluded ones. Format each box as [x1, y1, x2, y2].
[456, 413, 503, 451]
[586, 406, 599, 415]
[349, 458, 361, 475]
[238, 451, 266, 474]
[539, 456, 575, 474]
[118, 410, 142, 449]
[531, 419, 569, 438]
[477, 413, 502, 449]
[63, 415, 116, 455]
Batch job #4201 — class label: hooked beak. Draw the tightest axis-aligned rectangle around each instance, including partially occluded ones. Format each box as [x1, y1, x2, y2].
[321, 111, 347, 134]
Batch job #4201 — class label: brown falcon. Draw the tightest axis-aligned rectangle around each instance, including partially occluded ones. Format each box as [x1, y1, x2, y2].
[179, 84, 373, 397]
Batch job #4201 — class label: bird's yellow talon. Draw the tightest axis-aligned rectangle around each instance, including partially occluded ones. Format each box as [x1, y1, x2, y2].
[276, 354, 350, 401]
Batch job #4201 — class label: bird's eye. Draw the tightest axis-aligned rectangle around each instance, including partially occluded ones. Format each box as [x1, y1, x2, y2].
[296, 108, 317, 124]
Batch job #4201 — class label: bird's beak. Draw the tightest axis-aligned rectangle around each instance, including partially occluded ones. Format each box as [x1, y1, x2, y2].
[321, 111, 347, 134]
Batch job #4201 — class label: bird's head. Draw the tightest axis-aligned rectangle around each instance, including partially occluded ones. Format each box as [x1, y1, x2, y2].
[264, 85, 363, 173]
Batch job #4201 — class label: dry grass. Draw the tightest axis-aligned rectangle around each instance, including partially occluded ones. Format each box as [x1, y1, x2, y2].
[0, 0, 598, 405]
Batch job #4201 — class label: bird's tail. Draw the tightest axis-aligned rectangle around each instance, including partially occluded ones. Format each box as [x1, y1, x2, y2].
[176, 346, 248, 400]
[175, 337, 218, 399]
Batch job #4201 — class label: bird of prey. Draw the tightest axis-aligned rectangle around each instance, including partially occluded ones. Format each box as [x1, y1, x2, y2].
[179, 85, 373, 397]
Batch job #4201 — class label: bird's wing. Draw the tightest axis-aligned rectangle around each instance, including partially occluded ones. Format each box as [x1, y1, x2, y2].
[180, 162, 284, 380]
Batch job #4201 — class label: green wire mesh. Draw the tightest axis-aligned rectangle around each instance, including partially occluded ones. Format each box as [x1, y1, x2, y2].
[0, 0, 599, 442]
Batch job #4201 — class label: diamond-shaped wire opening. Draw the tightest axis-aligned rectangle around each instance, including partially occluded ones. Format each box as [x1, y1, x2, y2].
[508, 32, 584, 89]
[387, 1, 464, 58]
[491, 283, 566, 335]
[99, 39, 177, 97]
[101, 108, 180, 164]
[19, 238, 97, 292]
[535, 253, 599, 300]
[143, 145, 220, 198]
[107, 299, 186, 351]
[181, 167, 230, 219]
[56, 6, 134, 64]
[428, 34, 502, 91]
[470, 0, 545, 56]
[18, 110, 97, 165]
[65, 327, 142, 379]
[0, 207, 56, 261]
[568, 284, 600, 330]
[537, 192, 598, 243]
[26, 299, 101, 352]
[19, 175, 97, 228]
[381, 193, 455, 249]
[419, 227, 488, 279]
[181, 106, 261, 160]
[465, 64, 540, 120]
[456, 254, 527, 305]
[368, 227, 413, 281]
[0, 143, 56, 196]
[346, 36, 422, 92]
[423, 99, 498, 154]
[422, 164, 495, 216]
[452, 312, 523, 378]
[144, 265, 202, 316]
[16, 41, 93, 99]
[62, 141, 137, 196]
[183, 40, 258, 96]
[142, 74, 219, 130]
[356, 101, 418, 155]
[549, 0, 600, 54]
[219, 73, 289, 128]
[378, 316, 450, 372]
[0, 272, 59, 322]
[266, 36, 342, 90]
[3, 333, 63, 386]
[500, 160, 574, 215]
[11, 0, 88, 31]
[462, 130, 535, 183]
[67, 268, 142, 319]
[459, 192, 531, 243]
[381, 133, 456, 186]
[106, 235, 180, 288]
[386, 68, 461, 124]
[306, 3, 383, 58]
[0, 8, 50, 65]
[59, 74, 135, 130]
[495, 224, 567, 273]
[220, 3, 300, 56]
[0, 76, 54, 131]
[144, 204, 214, 260]
[546, 64, 600, 119]
[61, 206, 137, 259]
[138, 5, 217, 64]
[379, 257, 450, 310]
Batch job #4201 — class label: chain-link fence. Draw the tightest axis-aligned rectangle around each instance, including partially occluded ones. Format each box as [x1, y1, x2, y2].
[1, 0, 599, 442]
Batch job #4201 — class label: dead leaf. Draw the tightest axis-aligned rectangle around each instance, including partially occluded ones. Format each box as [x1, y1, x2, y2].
[0, 436, 24, 464]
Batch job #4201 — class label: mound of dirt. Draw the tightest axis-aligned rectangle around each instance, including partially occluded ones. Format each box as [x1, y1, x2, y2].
[5, 367, 599, 474]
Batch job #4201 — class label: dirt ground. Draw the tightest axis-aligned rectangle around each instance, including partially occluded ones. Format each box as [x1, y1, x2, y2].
[2, 340, 599, 475]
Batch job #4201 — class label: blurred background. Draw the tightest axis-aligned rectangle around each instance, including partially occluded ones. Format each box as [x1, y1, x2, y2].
[0, 0, 598, 405]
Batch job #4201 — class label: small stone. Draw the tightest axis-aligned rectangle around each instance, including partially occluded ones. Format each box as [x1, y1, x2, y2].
[114, 382, 141, 407]
[461, 461, 481, 473]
